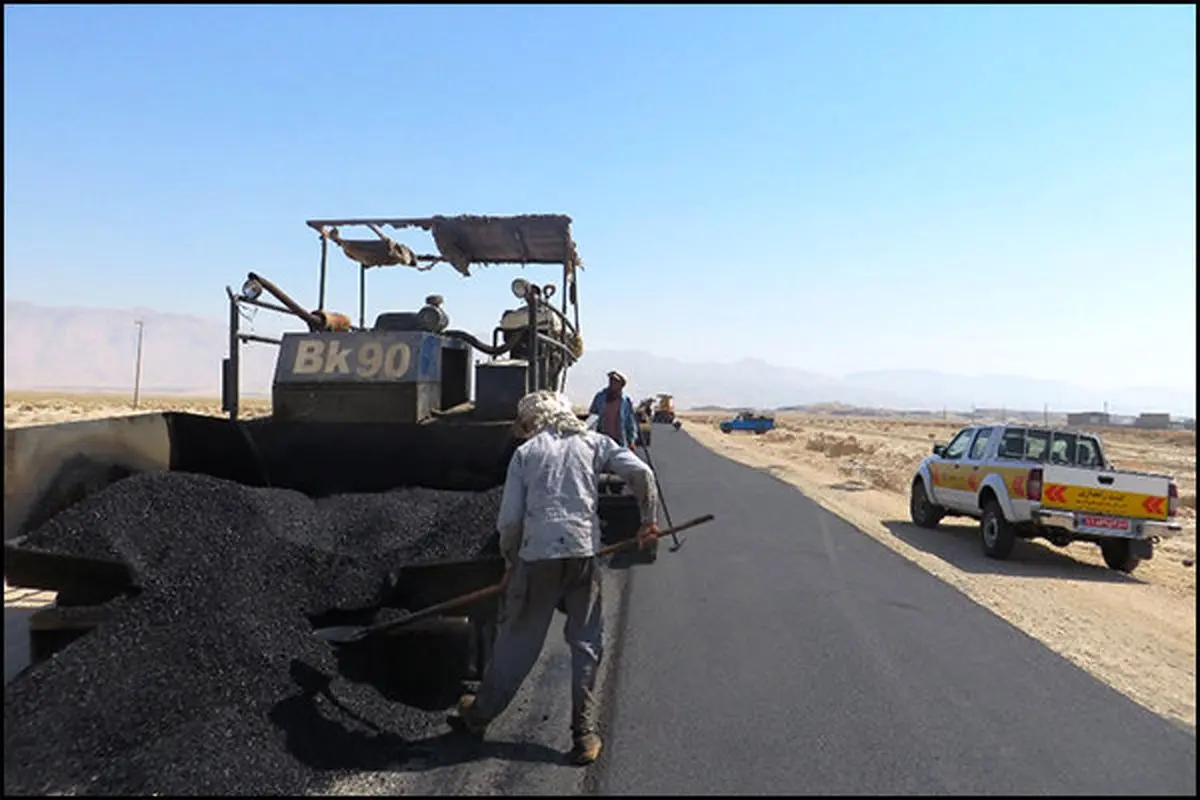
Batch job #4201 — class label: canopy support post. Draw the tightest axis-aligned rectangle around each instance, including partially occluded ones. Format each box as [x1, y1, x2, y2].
[359, 264, 367, 329]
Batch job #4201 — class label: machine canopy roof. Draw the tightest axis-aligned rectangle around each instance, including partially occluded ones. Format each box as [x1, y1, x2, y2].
[305, 214, 581, 277]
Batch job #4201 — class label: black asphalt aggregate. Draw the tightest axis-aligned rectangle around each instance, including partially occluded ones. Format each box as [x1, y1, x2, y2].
[593, 426, 1197, 796]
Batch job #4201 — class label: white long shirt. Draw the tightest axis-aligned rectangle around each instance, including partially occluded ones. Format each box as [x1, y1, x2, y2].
[497, 428, 658, 563]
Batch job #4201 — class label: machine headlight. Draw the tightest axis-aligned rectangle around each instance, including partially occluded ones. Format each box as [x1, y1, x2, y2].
[511, 278, 531, 300]
[241, 278, 263, 301]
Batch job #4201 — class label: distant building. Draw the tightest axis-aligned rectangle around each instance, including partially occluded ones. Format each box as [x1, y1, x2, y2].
[1067, 411, 1110, 427]
[1134, 413, 1172, 430]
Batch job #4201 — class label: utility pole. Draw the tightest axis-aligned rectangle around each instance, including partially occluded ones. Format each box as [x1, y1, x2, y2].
[1043, 403, 1049, 426]
[133, 320, 145, 410]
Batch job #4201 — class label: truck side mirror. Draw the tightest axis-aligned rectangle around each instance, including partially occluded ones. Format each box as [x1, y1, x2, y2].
[932, 444, 946, 456]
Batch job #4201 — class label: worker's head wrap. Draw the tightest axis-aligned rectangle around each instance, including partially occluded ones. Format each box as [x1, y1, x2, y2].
[514, 390, 587, 438]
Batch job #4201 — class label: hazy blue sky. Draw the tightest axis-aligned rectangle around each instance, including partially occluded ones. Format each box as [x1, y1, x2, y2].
[4, 4, 1195, 391]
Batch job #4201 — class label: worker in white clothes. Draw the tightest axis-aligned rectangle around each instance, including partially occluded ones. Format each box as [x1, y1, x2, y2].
[448, 390, 659, 765]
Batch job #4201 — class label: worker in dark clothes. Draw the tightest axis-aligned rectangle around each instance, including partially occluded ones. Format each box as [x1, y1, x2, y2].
[448, 391, 659, 765]
[587, 370, 638, 449]
[634, 398, 654, 447]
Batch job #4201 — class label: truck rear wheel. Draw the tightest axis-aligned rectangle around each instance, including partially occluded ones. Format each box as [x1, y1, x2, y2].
[1100, 539, 1143, 573]
[909, 479, 945, 529]
[981, 501, 1016, 560]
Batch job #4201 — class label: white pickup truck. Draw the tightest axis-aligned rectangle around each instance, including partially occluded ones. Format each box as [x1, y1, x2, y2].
[909, 423, 1182, 573]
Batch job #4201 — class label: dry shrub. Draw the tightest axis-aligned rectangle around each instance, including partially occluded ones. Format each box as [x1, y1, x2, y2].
[867, 467, 900, 492]
[834, 459, 901, 492]
[805, 432, 872, 459]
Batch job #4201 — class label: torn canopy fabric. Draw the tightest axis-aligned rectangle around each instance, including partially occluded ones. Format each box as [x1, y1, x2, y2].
[317, 215, 580, 277]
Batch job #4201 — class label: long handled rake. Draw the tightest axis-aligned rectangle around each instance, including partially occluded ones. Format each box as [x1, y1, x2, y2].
[635, 440, 683, 552]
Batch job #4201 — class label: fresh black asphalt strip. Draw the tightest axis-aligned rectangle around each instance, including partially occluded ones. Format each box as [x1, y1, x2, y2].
[592, 427, 1196, 796]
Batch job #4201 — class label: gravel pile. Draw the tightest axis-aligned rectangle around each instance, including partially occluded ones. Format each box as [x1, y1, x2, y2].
[4, 471, 505, 796]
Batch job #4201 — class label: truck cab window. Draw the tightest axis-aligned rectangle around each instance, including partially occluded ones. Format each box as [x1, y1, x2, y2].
[969, 427, 994, 460]
[942, 429, 974, 461]
[1077, 437, 1102, 468]
[1050, 432, 1078, 465]
[1025, 430, 1051, 462]
[998, 428, 1026, 460]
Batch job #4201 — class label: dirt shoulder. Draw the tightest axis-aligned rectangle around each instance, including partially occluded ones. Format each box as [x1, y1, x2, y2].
[4, 391, 272, 428]
[680, 412, 1197, 729]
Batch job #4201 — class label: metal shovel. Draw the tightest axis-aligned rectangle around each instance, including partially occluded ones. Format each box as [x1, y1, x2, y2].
[312, 513, 715, 646]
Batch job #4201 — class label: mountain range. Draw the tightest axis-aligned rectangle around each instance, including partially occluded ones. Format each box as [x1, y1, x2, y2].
[4, 300, 1194, 417]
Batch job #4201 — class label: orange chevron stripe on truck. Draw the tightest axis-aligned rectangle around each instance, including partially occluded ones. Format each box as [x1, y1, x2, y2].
[1040, 483, 1169, 521]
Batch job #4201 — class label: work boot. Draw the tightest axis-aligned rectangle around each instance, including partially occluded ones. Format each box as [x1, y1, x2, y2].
[570, 732, 603, 765]
[446, 693, 489, 739]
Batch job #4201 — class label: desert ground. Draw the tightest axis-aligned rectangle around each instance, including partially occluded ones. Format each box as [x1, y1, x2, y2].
[3, 390, 275, 427]
[4, 393, 1196, 729]
[680, 410, 1197, 730]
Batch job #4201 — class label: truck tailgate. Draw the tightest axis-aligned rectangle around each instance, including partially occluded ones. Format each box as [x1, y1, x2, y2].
[1041, 466, 1170, 521]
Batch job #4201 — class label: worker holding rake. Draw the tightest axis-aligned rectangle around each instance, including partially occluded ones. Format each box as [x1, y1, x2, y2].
[449, 390, 659, 765]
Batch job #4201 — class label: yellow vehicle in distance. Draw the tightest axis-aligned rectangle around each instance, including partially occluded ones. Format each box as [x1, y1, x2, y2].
[652, 394, 676, 424]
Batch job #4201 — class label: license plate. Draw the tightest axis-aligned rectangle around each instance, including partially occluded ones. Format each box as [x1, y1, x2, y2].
[1077, 515, 1131, 534]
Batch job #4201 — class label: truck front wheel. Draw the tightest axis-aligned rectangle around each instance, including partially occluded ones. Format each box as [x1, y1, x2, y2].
[909, 479, 945, 529]
[981, 501, 1016, 560]
[1100, 539, 1143, 574]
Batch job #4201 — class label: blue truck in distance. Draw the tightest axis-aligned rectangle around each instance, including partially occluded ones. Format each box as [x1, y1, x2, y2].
[719, 411, 776, 435]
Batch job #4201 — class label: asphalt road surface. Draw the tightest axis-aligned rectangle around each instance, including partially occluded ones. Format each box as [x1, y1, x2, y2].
[590, 426, 1196, 796]
[5, 427, 1194, 795]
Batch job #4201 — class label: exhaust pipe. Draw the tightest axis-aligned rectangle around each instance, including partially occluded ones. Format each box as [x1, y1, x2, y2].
[246, 272, 325, 331]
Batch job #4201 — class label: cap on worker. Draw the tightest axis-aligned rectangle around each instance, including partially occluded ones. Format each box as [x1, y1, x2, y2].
[607, 370, 627, 386]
